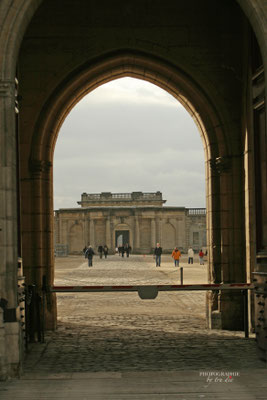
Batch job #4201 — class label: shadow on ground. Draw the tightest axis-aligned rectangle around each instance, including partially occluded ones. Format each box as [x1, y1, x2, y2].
[23, 318, 265, 373]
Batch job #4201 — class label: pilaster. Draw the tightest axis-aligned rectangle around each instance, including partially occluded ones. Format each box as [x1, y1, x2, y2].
[0, 78, 21, 378]
[0, 79, 18, 307]
[84, 214, 89, 246]
[106, 216, 111, 248]
[151, 219, 156, 248]
[156, 217, 162, 244]
[135, 215, 140, 250]
[89, 218, 95, 248]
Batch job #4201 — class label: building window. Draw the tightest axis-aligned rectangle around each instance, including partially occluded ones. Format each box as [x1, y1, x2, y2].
[202, 231, 207, 247]
[193, 232, 199, 245]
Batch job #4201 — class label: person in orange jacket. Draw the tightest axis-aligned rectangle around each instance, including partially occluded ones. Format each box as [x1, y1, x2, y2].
[172, 247, 181, 267]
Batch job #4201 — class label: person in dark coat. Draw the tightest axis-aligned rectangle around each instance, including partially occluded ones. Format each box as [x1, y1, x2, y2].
[125, 243, 131, 257]
[121, 245, 125, 258]
[103, 245, 108, 259]
[98, 245, 103, 259]
[85, 245, 95, 267]
[154, 243, 162, 267]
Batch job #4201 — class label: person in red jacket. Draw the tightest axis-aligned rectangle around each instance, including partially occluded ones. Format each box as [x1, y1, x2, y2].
[199, 249, 204, 265]
[171, 247, 181, 267]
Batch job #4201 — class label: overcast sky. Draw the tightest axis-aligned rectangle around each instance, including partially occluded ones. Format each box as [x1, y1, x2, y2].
[53, 77, 205, 210]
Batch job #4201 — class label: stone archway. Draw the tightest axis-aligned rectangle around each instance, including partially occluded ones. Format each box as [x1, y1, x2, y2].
[69, 222, 83, 254]
[161, 222, 176, 251]
[1, 0, 267, 377]
[23, 48, 239, 331]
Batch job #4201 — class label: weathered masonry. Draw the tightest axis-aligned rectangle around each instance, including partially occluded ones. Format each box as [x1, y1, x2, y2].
[54, 191, 207, 255]
[1, 0, 267, 379]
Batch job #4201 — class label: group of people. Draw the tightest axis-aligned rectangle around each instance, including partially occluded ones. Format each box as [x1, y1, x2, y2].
[154, 243, 206, 267]
[83, 243, 206, 268]
[83, 243, 132, 266]
[186, 246, 206, 265]
[83, 244, 109, 266]
[115, 244, 132, 258]
[97, 245, 109, 259]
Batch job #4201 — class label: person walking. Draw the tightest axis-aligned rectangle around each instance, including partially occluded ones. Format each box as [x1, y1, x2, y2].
[82, 246, 87, 255]
[154, 243, 162, 267]
[125, 243, 131, 258]
[199, 249, 204, 265]
[188, 246, 194, 264]
[121, 245, 125, 258]
[98, 245, 103, 259]
[103, 245, 108, 259]
[85, 245, 95, 267]
[171, 247, 181, 267]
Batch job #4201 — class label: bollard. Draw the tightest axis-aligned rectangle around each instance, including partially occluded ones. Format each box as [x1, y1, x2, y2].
[180, 267, 184, 285]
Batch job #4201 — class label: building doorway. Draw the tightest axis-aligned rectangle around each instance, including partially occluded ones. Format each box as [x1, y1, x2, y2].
[116, 230, 130, 247]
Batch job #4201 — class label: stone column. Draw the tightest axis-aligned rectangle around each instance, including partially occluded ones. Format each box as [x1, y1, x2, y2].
[89, 218, 95, 248]
[27, 160, 56, 330]
[54, 212, 60, 244]
[218, 157, 246, 330]
[135, 215, 140, 251]
[206, 158, 222, 329]
[0, 79, 21, 375]
[151, 219, 156, 248]
[156, 217, 162, 244]
[129, 217, 134, 249]
[207, 155, 246, 331]
[176, 218, 180, 247]
[84, 214, 89, 246]
[106, 217, 111, 248]
[0, 80, 19, 309]
[111, 218, 115, 252]
[44, 163, 54, 290]
[61, 219, 68, 245]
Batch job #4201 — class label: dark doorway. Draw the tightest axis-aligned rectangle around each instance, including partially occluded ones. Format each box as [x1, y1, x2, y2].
[115, 230, 130, 247]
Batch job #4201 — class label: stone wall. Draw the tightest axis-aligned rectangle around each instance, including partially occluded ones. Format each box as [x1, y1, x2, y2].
[1, 0, 267, 379]
[54, 205, 206, 255]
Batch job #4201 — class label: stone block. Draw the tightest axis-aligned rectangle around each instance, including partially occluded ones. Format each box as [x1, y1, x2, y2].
[5, 322, 20, 365]
[219, 291, 244, 331]
[0, 327, 7, 380]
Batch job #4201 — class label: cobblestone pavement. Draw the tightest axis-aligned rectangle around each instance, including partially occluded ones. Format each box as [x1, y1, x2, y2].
[1, 255, 266, 399]
[23, 255, 264, 372]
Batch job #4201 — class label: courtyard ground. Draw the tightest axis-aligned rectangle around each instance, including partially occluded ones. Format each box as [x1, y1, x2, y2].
[0, 255, 266, 399]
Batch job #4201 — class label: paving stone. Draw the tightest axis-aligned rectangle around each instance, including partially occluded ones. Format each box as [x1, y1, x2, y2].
[0, 255, 266, 399]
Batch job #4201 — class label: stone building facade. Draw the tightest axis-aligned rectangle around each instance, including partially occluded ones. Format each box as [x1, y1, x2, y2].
[1, 0, 267, 379]
[54, 192, 207, 255]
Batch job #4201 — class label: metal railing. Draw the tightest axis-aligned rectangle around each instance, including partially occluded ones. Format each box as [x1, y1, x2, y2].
[187, 208, 206, 215]
[46, 279, 253, 338]
[24, 273, 256, 343]
[81, 191, 163, 201]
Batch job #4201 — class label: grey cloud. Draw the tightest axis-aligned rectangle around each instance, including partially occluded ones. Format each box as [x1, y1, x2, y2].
[54, 86, 205, 210]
